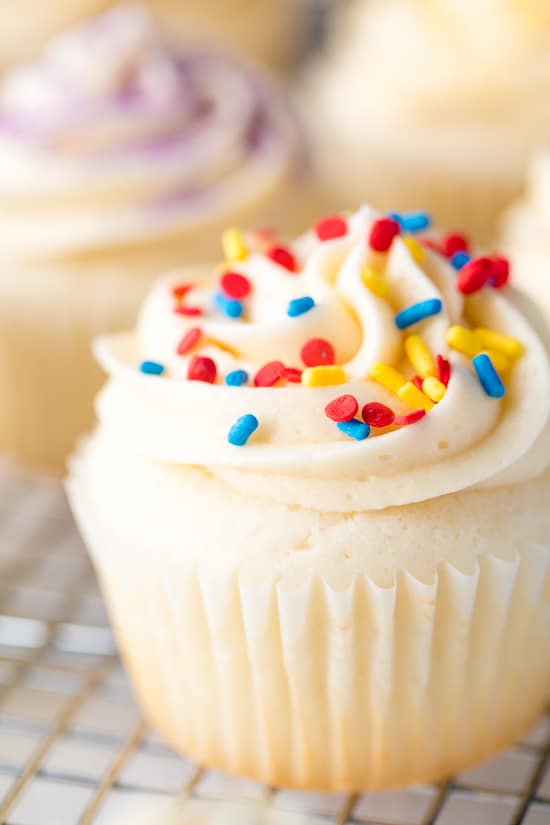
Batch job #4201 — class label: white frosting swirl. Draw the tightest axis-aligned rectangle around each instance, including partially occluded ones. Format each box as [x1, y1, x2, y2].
[94, 206, 550, 512]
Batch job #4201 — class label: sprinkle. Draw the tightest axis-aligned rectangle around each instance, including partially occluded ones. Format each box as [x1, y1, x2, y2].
[399, 211, 431, 233]
[446, 325, 482, 357]
[228, 414, 258, 446]
[422, 376, 447, 403]
[451, 251, 471, 270]
[302, 365, 346, 387]
[176, 327, 202, 355]
[362, 402, 395, 428]
[403, 236, 426, 264]
[456, 257, 493, 295]
[435, 354, 451, 386]
[283, 367, 303, 383]
[412, 375, 424, 390]
[442, 233, 469, 258]
[174, 305, 203, 317]
[474, 328, 524, 358]
[301, 338, 335, 367]
[369, 217, 401, 252]
[314, 215, 348, 241]
[480, 349, 510, 374]
[140, 360, 165, 376]
[225, 369, 249, 387]
[370, 363, 407, 394]
[188, 355, 217, 383]
[405, 335, 436, 378]
[397, 382, 434, 413]
[266, 245, 298, 272]
[361, 267, 390, 297]
[248, 228, 276, 249]
[172, 282, 193, 299]
[472, 353, 506, 398]
[288, 296, 315, 317]
[394, 409, 426, 426]
[220, 271, 251, 299]
[395, 298, 443, 330]
[489, 255, 510, 288]
[255, 361, 285, 387]
[422, 238, 444, 255]
[214, 292, 243, 319]
[337, 419, 370, 440]
[325, 394, 359, 422]
[222, 228, 248, 262]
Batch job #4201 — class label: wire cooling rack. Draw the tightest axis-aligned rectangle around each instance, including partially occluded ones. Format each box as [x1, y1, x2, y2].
[0, 464, 548, 825]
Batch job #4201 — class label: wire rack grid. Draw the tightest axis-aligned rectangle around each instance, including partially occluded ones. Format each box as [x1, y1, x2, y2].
[0, 464, 548, 825]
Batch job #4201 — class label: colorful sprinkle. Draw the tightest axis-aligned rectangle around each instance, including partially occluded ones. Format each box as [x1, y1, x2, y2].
[225, 369, 249, 387]
[301, 338, 335, 367]
[474, 328, 524, 358]
[472, 353, 506, 398]
[140, 360, 165, 376]
[187, 355, 217, 384]
[397, 382, 434, 413]
[288, 296, 315, 317]
[412, 375, 424, 390]
[405, 335, 436, 378]
[222, 228, 248, 262]
[176, 327, 202, 356]
[255, 361, 285, 387]
[456, 256, 493, 295]
[266, 245, 298, 272]
[489, 255, 510, 288]
[369, 217, 400, 253]
[370, 363, 407, 394]
[283, 367, 303, 383]
[435, 354, 451, 387]
[446, 325, 482, 357]
[174, 305, 203, 317]
[220, 271, 251, 299]
[325, 394, 359, 422]
[394, 409, 426, 426]
[228, 414, 258, 446]
[362, 402, 395, 428]
[172, 282, 193, 299]
[442, 233, 469, 258]
[315, 215, 348, 241]
[422, 376, 447, 403]
[451, 251, 471, 270]
[400, 211, 431, 233]
[337, 419, 370, 440]
[214, 291, 243, 319]
[395, 298, 443, 330]
[361, 267, 390, 298]
[403, 236, 426, 264]
[302, 365, 346, 387]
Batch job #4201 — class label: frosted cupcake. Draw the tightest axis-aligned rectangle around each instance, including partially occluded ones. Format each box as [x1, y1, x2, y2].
[305, 0, 550, 244]
[67, 206, 550, 790]
[0, 3, 307, 471]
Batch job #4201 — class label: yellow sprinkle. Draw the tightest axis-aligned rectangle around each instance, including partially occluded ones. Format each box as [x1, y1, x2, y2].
[403, 235, 426, 264]
[405, 335, 436, 378]
[474, 328, 524, 359]
[398, 382, 434, 413]
[221, 228, 248, 262]
[446, 325, 482, 357]
[361, 267, 390, 298]
[422, 376, 447, 403]
[302, 366, 346, 387]
[480, 349, 511, 374]
[370, 363, 407, 394]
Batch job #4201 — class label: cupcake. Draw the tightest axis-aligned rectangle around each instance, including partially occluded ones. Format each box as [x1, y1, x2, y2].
[304, 0, 550, 244]
[0, 2, 307, 472]
[67, 206, 550, 791]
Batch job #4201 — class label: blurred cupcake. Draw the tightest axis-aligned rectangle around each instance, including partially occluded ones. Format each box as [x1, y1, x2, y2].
[0, 2, 308, 471]
[304, 0, 550, 243]
[68, 205, 550, 791]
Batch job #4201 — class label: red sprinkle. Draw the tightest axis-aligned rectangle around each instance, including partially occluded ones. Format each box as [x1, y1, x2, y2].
[176, 327, 202, 355]
[490, 255, 510, 288]
[249, 228, 276, 248]
[362, 402, 395, 428]
[394, 409, 426, 426]
[187, 355, 217, 383]
[435, 354, 451, 387]
[314, 215, 348, 241]
[325, 395, 359, 422]
[172, 282, 194, 299]
[442, 233, 469, 258]
[457, 256, 493, 295]
[220, 271, 251, 299]
[283, 367, 303, 383]
[174, 305, 203, 317]
[266, 244, 298, 273]
[254, 361, 285, 387]
[301, 338, 335, 367]
[412, 375, 424, 390]
[368, 217, 401, 253]
[421, 238, 444, 255]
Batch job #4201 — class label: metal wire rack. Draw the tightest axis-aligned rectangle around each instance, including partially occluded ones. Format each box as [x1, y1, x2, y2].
[0, 464, 548, 825]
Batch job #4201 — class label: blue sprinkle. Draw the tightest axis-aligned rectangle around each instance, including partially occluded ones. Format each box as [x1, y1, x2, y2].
[337, 419, 371, 441]
[401, 211, 431, 233]
[388, 211, 405, 228]
[140, 360, 165, 376]
[472, 354, 506, 398]
[287, 296, 315, 317]
[395, 298, 443, 330]
[225, 369, 249, 387]
[451, 251, 471, 270]
[214, 291, 243, 319]
[228, 414, 259, 446]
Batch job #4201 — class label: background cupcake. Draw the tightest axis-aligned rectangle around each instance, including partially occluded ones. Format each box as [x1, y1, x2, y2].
[68, 205, 550, 791]
[0, 2, 309, 472]
[304, 0, 550, 244]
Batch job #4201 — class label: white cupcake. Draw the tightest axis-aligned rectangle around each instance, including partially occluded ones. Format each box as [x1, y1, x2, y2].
[305, 0, 550, 244]
[0, 3, 309, 471]
[68, 205, 550, 791]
